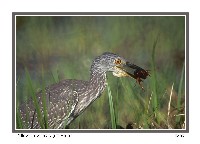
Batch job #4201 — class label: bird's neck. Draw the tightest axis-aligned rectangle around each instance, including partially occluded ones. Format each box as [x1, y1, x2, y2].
[74, 71, 107, 116]
[86, 71, 108, 103]
[89, 71, 107, 97]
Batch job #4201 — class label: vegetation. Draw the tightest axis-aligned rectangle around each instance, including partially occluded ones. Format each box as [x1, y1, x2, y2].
[16, 16, 185, 129]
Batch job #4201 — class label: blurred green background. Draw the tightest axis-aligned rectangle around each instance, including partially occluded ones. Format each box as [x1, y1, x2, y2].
[16, 16, 185, 129]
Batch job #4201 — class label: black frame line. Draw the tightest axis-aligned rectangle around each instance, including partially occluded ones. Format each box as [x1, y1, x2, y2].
[12, 12, 189, 133]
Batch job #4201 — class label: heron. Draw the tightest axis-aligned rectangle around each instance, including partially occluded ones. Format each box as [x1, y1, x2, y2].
[18, 52, 149, 129]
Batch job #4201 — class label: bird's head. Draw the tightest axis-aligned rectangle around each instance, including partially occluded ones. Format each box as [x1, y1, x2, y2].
[91, 52, 150, 89]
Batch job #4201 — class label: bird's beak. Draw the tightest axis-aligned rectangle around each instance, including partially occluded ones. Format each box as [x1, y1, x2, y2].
[113, 62, 150, 90]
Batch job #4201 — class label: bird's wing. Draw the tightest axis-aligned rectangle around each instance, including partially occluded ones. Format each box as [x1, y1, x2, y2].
[18, 79, 87, 129]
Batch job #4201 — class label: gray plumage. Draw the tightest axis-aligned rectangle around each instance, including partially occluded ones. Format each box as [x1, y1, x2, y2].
[18, 52, 149, 129]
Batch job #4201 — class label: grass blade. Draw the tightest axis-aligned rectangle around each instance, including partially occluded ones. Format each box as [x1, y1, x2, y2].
[107, 84, 116, 129]
[41, 66, 48, 128]
[25, 67, 44, 129]
[151, 33, 159, 120]
[176, 62, 185, 123]
[50, 69, 58, 83]
[167, 83, 174, 129]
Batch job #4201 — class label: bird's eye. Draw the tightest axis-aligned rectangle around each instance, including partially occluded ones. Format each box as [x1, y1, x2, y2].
[114, 58, 122, 65]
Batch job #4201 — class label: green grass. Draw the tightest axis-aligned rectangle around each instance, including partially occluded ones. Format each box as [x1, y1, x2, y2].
[25, 67, 45, 128]
[150, 32, 159, 122]
[16, 16, 185, 129]
[107, 84, 117, 129]
[41, 66, 48, 128]
[176, 62, 185, 125]
[17, 68, 49, 129]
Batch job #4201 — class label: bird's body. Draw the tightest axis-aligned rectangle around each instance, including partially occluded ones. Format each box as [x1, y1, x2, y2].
[18, 52, 149, 129]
